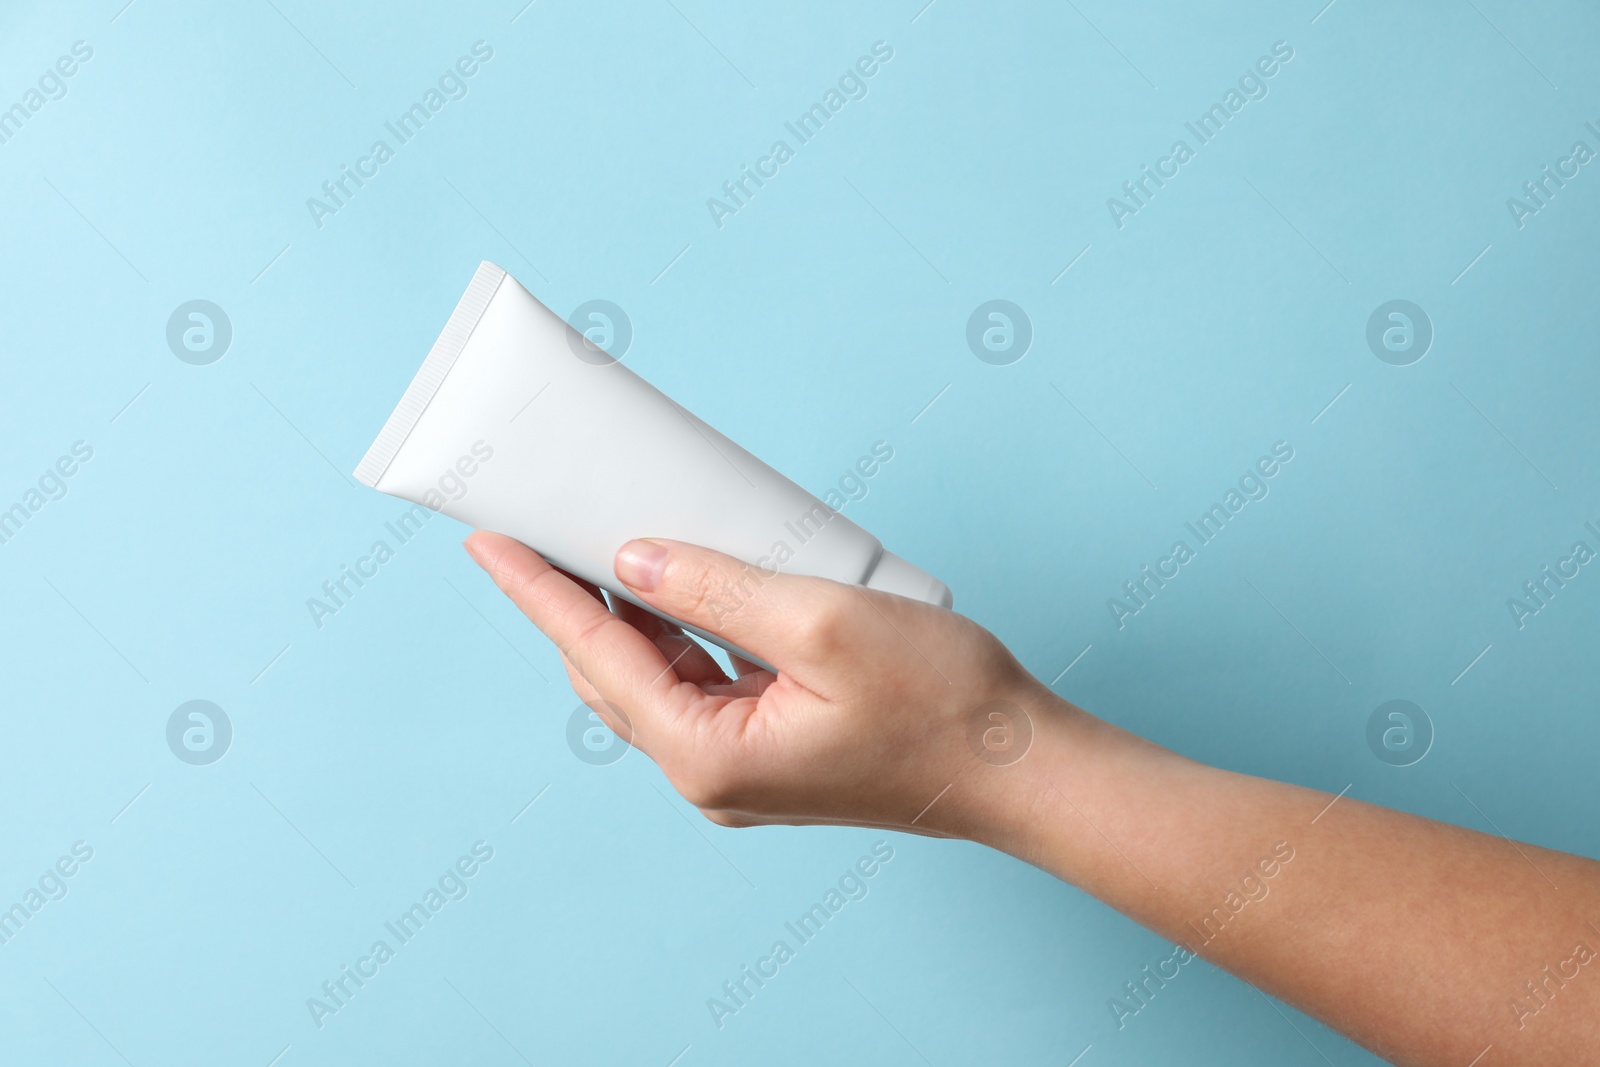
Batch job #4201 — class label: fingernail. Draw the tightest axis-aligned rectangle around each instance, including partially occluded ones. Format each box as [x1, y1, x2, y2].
[463, 537, 489, 569]
[616, 539, 668, 591]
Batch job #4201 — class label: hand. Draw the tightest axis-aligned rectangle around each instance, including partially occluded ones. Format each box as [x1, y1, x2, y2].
[465, 531, 1600, 1067]
[463, 532, 1065, 840]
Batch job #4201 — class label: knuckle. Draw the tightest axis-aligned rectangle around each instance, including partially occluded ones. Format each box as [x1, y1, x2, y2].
[671, 560, 721, 617]
[793, 590, 850, 652]
[517, 561, 562, 600]
[567, 606, 617, 649]
[677, 561, 757, 627]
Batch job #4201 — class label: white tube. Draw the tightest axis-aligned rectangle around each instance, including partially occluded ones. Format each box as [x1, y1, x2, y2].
[354, 261, 952, 671]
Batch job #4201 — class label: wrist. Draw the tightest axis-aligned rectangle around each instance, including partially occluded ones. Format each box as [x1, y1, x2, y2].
[921, 683, 1093, 851]
[939, 683, 1185, 882]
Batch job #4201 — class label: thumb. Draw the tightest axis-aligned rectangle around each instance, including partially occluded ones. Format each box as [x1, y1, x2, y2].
[613, 538, 856, 676]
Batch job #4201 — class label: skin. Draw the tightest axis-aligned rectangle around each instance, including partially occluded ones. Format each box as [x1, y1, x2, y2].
[464, 531, 1600, 1067]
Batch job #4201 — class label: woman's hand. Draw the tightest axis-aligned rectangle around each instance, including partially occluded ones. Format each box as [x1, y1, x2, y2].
[460, 527, 1600, 1067]
[465, 529, 1600, 1067]
[463, 531, 1063, 842]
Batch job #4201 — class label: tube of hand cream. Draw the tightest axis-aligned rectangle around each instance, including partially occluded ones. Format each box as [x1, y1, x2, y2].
[354, 261, 952, 671]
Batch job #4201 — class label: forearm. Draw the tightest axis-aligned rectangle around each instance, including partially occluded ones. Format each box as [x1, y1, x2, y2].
[470, 532, 1599, 1064]
[955, 688, 1600, 1066]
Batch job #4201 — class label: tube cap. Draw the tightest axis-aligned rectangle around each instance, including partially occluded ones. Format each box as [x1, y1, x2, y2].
[863, 549, 953, 609]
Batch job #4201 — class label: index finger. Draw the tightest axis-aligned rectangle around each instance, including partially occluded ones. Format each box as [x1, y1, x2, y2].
[463, 531, 685, 725]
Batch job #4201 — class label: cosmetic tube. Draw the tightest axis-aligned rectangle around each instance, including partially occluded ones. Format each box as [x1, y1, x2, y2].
[355, 261, 951, 671]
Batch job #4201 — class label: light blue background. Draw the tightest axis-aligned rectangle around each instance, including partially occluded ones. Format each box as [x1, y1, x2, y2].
[2, 1, 1598, 1063]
